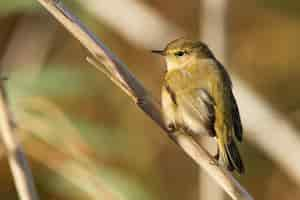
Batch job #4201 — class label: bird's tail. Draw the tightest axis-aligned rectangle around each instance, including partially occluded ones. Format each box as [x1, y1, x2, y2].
[217, 138, 245, 174]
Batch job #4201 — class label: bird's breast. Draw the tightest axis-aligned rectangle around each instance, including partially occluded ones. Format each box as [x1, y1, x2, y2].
[165, 64, 215, 94]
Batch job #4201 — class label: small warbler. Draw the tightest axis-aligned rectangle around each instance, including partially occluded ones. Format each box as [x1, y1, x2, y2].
[152, 38, 244, 174]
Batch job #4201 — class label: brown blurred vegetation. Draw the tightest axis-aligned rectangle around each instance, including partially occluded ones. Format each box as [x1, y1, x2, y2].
[0, 0, 300, 199]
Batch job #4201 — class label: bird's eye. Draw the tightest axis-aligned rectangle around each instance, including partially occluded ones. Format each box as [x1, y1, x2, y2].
[174, 51, 185, 57]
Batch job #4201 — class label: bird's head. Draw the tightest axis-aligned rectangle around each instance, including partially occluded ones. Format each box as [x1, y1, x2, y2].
[152, 38, 214, 71]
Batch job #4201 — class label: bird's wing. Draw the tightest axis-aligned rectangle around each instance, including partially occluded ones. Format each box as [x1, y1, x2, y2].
[177, 88, 216, 137]
[229, 91, 243, 141]
[217, 61, 243, 141]
[215, 59, 243, 142]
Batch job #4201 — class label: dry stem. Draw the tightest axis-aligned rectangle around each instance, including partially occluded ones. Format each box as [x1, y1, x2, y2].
[0, 84, 39, 200]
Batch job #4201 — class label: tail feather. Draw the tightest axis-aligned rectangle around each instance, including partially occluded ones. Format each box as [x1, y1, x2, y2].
[217, 139, 244, 174]
[226, 140, 245, 174]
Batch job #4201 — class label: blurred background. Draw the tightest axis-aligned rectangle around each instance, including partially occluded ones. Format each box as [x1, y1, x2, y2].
[0, 0, 300, 199]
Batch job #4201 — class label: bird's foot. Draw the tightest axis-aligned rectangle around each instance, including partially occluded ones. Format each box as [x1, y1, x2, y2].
[167, 124, 176, 132]
[209, 152, 220, 165]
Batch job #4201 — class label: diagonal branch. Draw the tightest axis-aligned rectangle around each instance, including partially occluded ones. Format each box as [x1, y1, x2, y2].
[36, 0, 253, 199]
[0, 83, 39, 200]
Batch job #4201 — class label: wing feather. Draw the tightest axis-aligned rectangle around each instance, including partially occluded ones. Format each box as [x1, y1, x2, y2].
[230, 91, 243, 141]
[215, 60, 243, 142]
[177, 88, 216, 137]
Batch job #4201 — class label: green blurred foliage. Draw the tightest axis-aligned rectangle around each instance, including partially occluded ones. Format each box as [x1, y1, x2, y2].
[7, 66, 99, 99]
[0, 0, 37, 15]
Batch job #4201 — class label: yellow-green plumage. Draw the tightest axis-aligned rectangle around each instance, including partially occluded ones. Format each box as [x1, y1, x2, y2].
[156, 38, 244, 173]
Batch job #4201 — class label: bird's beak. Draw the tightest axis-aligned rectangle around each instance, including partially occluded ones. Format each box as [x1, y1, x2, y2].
[151, 50, 165, 56]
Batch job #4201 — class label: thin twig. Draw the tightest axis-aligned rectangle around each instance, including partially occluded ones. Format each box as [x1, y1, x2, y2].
[0, 14, 56, 200]
[86, 57, 136, 101]
[36, 0, 253, 199]
[0, 84, 39, 200]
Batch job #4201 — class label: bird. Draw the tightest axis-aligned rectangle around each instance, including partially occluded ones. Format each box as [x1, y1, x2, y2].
[152, 38, 244, 174]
